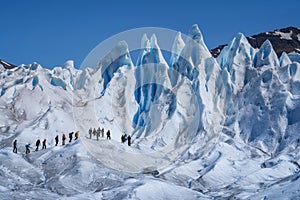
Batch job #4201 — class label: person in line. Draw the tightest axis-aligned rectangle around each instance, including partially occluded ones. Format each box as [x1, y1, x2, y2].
[55, 135, 59, 146]
[101, 128, 104, 138]
[127, 135, 131, 146]
[121, 134, 124, 143]
[96, 128, 101, 141]
[89, 128, 92, 139]
[42, 139, 46, 149]
[121, 133, 127, 143]
[35, 139, 41, 151]
[25, 143, 31, 154]
[106, 130, 111, 140]
[69, 132, 73, 143]
[75, 131, 79, 140]
[13, 139, 17, 153]
[93, 128, 97, 137]
[62, 134, 66, 145]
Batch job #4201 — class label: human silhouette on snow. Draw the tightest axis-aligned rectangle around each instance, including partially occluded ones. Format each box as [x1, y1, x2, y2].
[55, 135, 59, 146]
[96, 128, 101, 140]
[106, 130, 111, 140]
[75, 131, 79, 140]
[35, 139, 41, 151]
[25, 144, 31, 154]
[101, 128, 104, 138]
[62, 134, 66, 145]
[69, 132, 73, 143]
[13, 139, 17, 153]
[42, 139, 46, 149]
[89, 128, 92, 139]
[127, 135, 131, 146]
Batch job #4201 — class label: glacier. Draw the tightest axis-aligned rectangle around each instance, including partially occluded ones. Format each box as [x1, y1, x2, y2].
[0, 24, 300, 199]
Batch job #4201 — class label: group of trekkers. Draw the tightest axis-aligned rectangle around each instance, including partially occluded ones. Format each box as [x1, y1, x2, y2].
[13, 127, 133, 154]
[88, 127, 111, 140]
[12, 131, 79, 154]
[88, 127, 132, 146]
[121, 133, 131, 146]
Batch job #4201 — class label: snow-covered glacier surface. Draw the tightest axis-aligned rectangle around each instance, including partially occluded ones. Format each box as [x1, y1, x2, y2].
[1, 25, 300, 199]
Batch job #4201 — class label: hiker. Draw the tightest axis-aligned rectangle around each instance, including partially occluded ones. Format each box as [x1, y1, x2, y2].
[121, 134, 124, 143]
[62, 134, 66, 145]
[106, 130, 111, 140]
[75, 131, 79, 140]
[25, 143, 31, 154]
[96, 128, 101, 141]
[55, 135, 59, 146]
[101, 128, 104, 138]
[69, 132, 74, 143]
[42, 139, 46, 149]
[127, 135, 131, 146]
[121, 134, 127, 143]
[89, 128, 92, 139]
[13, 139, 17, 153]
[35, 139, 41, 151]
[93, 128, 97, 137]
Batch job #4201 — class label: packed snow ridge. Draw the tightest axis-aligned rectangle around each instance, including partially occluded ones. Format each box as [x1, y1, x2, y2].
[1, 24, 300, 199]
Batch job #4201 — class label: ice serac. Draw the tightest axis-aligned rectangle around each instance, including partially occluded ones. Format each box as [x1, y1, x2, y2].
[167, 24, 224, 145]
[133, 34, 173, 139]
[185, 24, 211, 68]
[136, 34, 150, 66]
[170, 24, 211, 85]
[100, 40, 133, 94]
[279, 52, 292, 67]
[253, 40, 279, 68]
[169, 32, 185, 67]
[217, 33, 255, 93]
[219, 40, 291, 153]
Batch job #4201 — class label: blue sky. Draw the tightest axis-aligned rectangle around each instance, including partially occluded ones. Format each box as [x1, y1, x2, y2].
[0, 0, 299, 68]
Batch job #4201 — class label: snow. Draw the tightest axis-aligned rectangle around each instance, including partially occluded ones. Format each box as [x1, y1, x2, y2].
[1, 24, 300, 199]
[274, 30, 293, 40]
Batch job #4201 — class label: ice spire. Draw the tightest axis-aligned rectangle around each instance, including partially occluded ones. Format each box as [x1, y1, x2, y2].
[170, 32, 185, 66]
[279, 52, 292, 67]
[100, 40, 133, 92]
[253, 40, 279, 68]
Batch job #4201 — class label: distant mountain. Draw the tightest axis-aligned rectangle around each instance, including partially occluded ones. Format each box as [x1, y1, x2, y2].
[210, 26, 300, 57]
[0, 59, 17, 69]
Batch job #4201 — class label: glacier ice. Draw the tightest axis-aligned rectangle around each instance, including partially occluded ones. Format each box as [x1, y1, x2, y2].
[1, 24, 300, 199]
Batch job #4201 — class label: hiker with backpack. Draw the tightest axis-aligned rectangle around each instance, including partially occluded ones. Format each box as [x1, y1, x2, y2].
[127, 135, 131, 146]
[62, 134, 66, 145]
[93, 128, 97, 137]
[13, 139, 17, 153]
[89, 128, 92, 139]
[55, 135, 59, 146]
[106, 130, 111, 140]
[35, 139, 41, 151]
[25, 143, 31, 154]
[96, 128, 101, 141]
[69, 132, 73, 143]
[101, 128, 104, 138]
[42, 139, 46, 149]
[75, 131, 79, 140]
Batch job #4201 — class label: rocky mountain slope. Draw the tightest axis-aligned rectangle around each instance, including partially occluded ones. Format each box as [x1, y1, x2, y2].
[210, 26, 300, 58]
